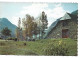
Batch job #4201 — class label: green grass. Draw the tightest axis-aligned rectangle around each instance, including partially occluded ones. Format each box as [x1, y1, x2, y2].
[0, 38, 77, 56]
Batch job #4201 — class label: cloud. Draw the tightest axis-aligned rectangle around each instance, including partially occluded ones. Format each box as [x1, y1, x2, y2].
[17, 3, 66, 27]
[44, 4, 66, 26]
[10, 16, 19, 26]
[20, 3, 48, 18]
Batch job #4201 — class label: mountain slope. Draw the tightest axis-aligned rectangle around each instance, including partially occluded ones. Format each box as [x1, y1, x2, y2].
[0, 18, 17, 37]
[71, 10, 78, 16]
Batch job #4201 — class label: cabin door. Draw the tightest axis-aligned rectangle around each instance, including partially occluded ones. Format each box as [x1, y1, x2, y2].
[62, 29, 69, 38]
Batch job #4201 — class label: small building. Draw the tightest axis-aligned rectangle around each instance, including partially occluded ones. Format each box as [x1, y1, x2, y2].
[45, 12, 78, 39]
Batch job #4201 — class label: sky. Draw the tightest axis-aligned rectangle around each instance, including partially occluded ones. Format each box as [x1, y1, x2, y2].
[0, 2, 78, 27]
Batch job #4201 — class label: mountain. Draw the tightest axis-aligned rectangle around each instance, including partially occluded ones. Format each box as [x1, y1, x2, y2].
[71, 10, 78, 16]
[0, 18, 17, 37]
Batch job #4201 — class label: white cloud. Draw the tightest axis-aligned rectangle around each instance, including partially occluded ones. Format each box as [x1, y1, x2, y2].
[16, 3, 67, 27]
[44, 4, 66, 27]
[10, 16, 19, 26]
[20, 3, 48, 18]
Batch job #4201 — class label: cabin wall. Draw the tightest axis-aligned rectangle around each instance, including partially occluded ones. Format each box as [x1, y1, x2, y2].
[46, 19, 78, 39]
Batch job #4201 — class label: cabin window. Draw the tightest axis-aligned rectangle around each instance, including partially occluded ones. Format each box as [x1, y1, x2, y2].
[62, 20, 68, 26]
[62, 29, 69, 38]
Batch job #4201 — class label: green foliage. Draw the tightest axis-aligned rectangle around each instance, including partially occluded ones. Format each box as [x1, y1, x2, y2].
[22, 14, 38, 40]
[25, 50, 38, 55]
[0, 38, 3, 39]
[1, 27, 11, 36]
[7, 37, 17, 41]
[39, 11, 48, 39]
[43, 40, 69, 56]
[0, 38, 77, 55]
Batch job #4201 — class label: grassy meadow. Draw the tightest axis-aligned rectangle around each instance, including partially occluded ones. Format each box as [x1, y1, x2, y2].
[0, 38, 77, 56]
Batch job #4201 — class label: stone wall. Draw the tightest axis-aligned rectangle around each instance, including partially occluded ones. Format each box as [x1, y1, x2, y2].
[46, 19, 78, 39]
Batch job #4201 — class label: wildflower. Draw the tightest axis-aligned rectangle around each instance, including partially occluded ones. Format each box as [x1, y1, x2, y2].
[59, 40, 62, 45]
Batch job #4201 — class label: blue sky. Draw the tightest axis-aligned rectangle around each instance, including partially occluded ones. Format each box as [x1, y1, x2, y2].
[0, 3, 78, 27]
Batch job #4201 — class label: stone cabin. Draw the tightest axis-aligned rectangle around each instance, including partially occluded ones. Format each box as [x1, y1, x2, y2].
[45, 12, 78, 39]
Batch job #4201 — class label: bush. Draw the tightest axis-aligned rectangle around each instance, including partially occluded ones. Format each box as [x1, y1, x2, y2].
[23, 43, 27, 46]
[0, 38, 2, 39]
[43, 40, 69, 56]
[27, 39, 35, 41]
[7, 37, 17, 41]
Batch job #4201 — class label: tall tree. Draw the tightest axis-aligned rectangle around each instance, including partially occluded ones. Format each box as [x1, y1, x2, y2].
[18, 18, 21, 29]
[22, 14, 37, 40]
[15, 28, 19, 41]
[16, 18, 22, 41]
[32, 22, 38, 39]
[39, 11, 48, 39]
[1, 27, 11, 37]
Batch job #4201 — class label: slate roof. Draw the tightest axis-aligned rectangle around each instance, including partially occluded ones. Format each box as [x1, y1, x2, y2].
[60, 12, 71, 20]
[60, 12, 77, 20]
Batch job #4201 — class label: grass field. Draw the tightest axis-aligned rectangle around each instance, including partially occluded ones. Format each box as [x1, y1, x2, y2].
[0, 38, 77, 56]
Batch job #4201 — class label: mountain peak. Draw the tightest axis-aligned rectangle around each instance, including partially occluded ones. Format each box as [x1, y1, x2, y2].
[0, 18, 9, 22]
[0, 18, 17, 37]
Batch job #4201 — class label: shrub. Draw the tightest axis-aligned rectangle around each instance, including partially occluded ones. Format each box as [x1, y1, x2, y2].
[23, 43, 27, 46]
[27, 39, 35, 41]
[7, 37, 17, 41]
[43, 40, 69, 56]
[0, 38, 3, 39]
[32, 39, 35, 41]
